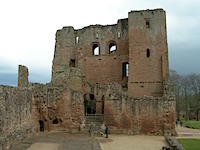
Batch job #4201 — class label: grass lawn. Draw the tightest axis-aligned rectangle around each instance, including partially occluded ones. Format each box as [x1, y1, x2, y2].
[177, 139, 200, 150]
[181, 120, 200, 129]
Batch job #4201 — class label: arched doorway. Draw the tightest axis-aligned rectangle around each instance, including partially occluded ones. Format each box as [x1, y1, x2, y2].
[84, 93, 96, 115]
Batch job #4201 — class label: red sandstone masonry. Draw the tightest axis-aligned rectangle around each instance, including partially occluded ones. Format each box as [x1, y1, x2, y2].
[0, 9, 175, 150]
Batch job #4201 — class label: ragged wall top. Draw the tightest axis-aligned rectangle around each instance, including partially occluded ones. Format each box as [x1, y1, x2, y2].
[51, 9, 169, 97]
[52, 18, 129, 85]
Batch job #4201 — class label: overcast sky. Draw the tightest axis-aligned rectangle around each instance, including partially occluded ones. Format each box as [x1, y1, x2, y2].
[0, 0, 200, 85]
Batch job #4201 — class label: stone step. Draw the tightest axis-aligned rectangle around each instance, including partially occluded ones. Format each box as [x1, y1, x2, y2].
[85, 114, 104, 122]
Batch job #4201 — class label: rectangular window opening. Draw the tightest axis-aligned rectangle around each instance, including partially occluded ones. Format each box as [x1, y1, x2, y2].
[122, 62, 129, 77]
[76, 37, 79, 43]
[147, 49, 150, 58]
[146, 19, 150, 28]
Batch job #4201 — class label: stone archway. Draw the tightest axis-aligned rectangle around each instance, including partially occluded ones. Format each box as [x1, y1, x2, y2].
[84, 93, 96, 115]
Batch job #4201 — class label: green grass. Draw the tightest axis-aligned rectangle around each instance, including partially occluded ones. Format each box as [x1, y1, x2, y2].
[182, 120, 200, 129]
[177, 139, 200, 150]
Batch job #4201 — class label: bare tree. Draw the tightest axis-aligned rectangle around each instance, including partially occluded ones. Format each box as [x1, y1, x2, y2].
[170, 69, 200, 121]
[170, 70, 182, 120]
[180, 75, 191, 120]
[188, 74, 200, 120]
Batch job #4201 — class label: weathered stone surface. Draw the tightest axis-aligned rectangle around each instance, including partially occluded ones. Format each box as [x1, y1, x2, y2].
[0, 85, 32, 149]
[18, 65, 29, 87]
[0, 9, 176, 150]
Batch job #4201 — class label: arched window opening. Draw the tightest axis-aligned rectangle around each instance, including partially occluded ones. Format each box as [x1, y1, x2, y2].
[122, 62, 129, 77]
[92, 43, 100, 56]
[109, 42, 117, 54]
[147, 49, 150, 58]
[76, 36, 79, 43]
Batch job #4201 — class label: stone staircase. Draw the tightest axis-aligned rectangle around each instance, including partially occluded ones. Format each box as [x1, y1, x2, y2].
[84, 114, 104, 135]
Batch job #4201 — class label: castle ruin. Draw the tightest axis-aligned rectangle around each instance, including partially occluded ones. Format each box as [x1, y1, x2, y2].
[0, 9, 176, 149]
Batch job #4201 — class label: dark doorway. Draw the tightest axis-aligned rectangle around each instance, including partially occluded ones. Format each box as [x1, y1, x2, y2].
[69, 59, 75, 67]
[39, 120, 44, 132]
[102, 95, 105, 114]
[84, 93, 96, 114]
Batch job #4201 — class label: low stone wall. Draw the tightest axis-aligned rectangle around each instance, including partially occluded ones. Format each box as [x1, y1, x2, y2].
[102, 84, 176, 135]
[0, 85, 33, 150]
[165, 136, 185, 150]
[104, 96, 176, 135]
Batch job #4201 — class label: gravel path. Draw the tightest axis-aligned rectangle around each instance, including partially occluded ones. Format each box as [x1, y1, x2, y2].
[27, 143, 60, 150]
[176, 126, 200, 139]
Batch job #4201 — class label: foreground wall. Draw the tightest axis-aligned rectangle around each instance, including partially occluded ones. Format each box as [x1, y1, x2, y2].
[31, 83, 85, 133]
[30, 77, 176, 136]
[0, 86, 32, 150]
[104, 91, 176, 135]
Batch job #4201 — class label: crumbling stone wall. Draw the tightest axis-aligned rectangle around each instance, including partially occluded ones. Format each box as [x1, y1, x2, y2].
[31, 83, 85, 133]
[0, 85, 32, 150]
[52, 9, 168, 98]
[0, 8, 176, 149]
[52, 19, 129, 85]
[49, 9, 175, 135]
[103, 88, 175, 135]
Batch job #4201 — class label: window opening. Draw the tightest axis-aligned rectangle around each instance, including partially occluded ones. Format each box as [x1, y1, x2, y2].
[118, 32, 121, 38]
[69, 59, 75, 67]
[92, 43, 100, 55]
[102, 95, 105, 114]
[147, 49, 150, 58]
[109, 42, 117, 54]
[146, 19, 150, 28]
[96, 33, 99, 39]
[122, 63, 129, 77]
[76, 36, 79, 43]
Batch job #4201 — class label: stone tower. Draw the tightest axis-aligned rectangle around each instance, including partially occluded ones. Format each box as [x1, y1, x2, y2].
[128, 9, 168, 97]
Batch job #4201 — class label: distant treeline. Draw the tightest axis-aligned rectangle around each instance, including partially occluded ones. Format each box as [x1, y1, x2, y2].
[170, 70, 200, 120]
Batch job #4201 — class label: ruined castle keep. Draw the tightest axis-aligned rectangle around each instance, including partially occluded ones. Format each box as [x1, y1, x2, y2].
[0, 9, 176, 149]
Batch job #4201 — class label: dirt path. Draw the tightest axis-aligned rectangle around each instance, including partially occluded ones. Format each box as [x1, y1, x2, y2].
[98, 135, 169, 150]
[176, 126, 200, 139]
[26, 143, 60, 150]
[12, 131, 176, 150]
